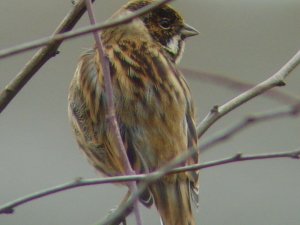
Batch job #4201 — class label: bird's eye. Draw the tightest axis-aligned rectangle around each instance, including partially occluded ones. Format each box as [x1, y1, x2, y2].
[159, 18, 171, 29]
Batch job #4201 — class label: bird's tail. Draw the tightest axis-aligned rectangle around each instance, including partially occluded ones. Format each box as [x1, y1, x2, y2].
[150, 175, 195, 225]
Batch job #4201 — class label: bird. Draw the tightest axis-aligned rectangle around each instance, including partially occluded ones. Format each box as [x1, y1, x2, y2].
[68, 0, 199, 224]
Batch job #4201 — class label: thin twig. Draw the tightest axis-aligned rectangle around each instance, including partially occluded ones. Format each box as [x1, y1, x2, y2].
[0, 0, 95, 114]
[84, 0, 142, 224]
[201, 102, 300, 152]
[173, 148, 300, 173]
[0, 0, 172, 60]
[1, 148, 299, 215]
[0, 176, 144, 215]
[197, 50, 300, 139]
[181, 67, 300, 105]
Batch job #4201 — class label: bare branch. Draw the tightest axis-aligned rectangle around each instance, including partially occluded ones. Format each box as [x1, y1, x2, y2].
[0, 175, 144, 215]
[201, 102, 300, 152]
[197, 50, 300, 138]
[173, 148, 300, 173]
[0, 0, 172, 60]
[1, 148, 299, 217]
[0, 0, 94, 114]
[84, 0, 142, 224]
[181, 67, 300, 105]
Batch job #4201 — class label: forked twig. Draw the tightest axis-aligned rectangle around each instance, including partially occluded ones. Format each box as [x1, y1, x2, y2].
[197, 50, 300, 138]
[1, 148, 299, 216]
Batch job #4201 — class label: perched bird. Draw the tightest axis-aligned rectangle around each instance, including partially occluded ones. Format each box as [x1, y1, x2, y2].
[68, 0, 199, 224]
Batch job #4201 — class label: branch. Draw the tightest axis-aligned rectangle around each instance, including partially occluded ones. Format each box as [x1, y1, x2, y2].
[0, 0, 172, 60]
[173, 148, 300, 172]
[0, 0, 94, 114]
[201, 102, 300, 152]
[181, 67, 300, 105]
[84, 0, 142, 224]
[1, 148, 299, 216]
[197, 50, 300, 138]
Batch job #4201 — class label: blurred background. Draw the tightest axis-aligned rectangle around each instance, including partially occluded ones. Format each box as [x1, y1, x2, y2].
[1, 0, 300, 225]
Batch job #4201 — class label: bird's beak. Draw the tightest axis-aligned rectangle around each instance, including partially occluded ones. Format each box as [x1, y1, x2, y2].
[181, 23, 199, 39]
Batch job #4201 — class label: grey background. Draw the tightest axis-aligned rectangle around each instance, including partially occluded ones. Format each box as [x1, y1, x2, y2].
[1, 0, 300, 225]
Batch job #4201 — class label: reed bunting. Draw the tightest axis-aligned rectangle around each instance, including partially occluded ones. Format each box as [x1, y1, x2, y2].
[68, 0, 199, 224]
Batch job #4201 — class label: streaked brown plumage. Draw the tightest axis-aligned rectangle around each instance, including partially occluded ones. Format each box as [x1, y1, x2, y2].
[68, 1, 199, 224]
